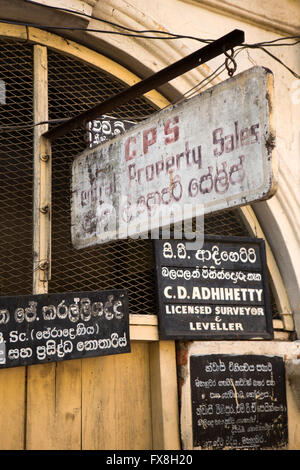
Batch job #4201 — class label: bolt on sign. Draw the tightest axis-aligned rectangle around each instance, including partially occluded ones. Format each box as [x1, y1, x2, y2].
[189, 355, 288, 450]
[71, 66, 276, 248]
[153, 236, 273, 340]
[0, 290, 130, 368]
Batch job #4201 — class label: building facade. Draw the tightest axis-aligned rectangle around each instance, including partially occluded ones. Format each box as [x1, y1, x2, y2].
[0, 0, 299, 450]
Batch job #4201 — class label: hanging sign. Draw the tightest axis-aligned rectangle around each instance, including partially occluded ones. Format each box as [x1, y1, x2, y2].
[190, 354, 288, 449]
[153, 236, 273, 340]
[71, 66, 276, 248]
[0, 290, 130, 368]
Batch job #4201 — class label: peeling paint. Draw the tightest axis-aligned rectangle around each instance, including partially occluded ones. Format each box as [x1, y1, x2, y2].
[71, 67, 277, 249]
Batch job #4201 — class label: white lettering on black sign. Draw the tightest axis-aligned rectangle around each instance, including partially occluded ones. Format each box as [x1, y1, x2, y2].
[0, 290, 130, 368]
[190, 354, 288, 449]
[154, 236, 273, 339]
[86, 115, 136, 148]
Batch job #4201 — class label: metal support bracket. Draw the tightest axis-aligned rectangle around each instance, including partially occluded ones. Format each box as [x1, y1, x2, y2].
[43, 29, 244, 142]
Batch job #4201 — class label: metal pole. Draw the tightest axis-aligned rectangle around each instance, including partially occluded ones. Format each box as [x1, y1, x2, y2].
[43, 29, 244, 141]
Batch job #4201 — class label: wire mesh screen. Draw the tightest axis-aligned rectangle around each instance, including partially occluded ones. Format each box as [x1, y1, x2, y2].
[0, 40, 279, 319]
[0, 39, 280, 317]
[47, 49, 279, 317]
[0, 39, 33, 296]
[47, 50, 159, 314]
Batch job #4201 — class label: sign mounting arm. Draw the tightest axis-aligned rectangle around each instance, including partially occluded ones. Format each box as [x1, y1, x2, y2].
[43, 29, 244, 142]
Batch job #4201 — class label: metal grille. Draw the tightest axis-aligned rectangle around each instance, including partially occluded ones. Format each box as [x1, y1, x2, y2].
[47, 49, 279, 317]
[0, 39, 279, 318]
[0, 39, 33, 296]
[47, 50, 158, 315]
[204, 211, 248, 236]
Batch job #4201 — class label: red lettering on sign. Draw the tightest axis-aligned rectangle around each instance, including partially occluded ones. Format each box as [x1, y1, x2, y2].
[124, 117, 180, 161]
[123, 175, 183, 222]
[213, 122, 260, 157]
[164, 116, 179, 144]
[125, 136, 136, 161]
[213, 128, 224, 156]
[250, 124, 260, 143]
[214, 162, 229, 194]
[188, 155, 246, 197]
[143, 128, 157, 154]
[128, 163, 136, 181]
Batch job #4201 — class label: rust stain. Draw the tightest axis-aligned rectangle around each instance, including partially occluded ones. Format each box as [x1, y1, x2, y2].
[265, 132, 276, 156]
[176, 346, 188, 367]
[169, 168, 174, 189]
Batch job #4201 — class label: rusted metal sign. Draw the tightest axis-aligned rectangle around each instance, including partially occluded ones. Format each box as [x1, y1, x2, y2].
[71, 66, 276, 248]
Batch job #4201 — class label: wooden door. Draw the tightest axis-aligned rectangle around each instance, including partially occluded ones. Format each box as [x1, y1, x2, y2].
[0, 343, 153, 450]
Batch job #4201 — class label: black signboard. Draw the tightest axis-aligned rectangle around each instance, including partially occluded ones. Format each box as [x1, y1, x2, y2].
[0, 290, 130, 368]
[190, 354, 288, 449]
[154, 236, 273, 339]
[153, 236, 273, 340]
[86, 115, 136, 147]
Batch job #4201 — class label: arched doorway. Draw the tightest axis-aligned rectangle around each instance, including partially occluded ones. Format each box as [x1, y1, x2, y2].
[0, 24, 294, 449]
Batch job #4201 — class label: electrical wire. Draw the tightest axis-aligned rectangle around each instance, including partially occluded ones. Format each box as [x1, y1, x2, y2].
[0, 18, 213, 43]
[244, 37, 300, 47]
[20, 1, 300, 51]
[236, 44, 300, 79]
[3, 15, 299, 51]
[159, 61, 228, 113]
[0, 118, 69, 133]
[21, 0, 214, 44]
[0, 13, 300, 132]
[0, 44, 298, 133]
[21, 0, 300, 51]
[0, 16, 298, 77]
[0, 61, 229, 130]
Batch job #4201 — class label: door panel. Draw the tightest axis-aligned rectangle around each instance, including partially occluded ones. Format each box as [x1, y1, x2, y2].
[23, 342, 152, 450]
